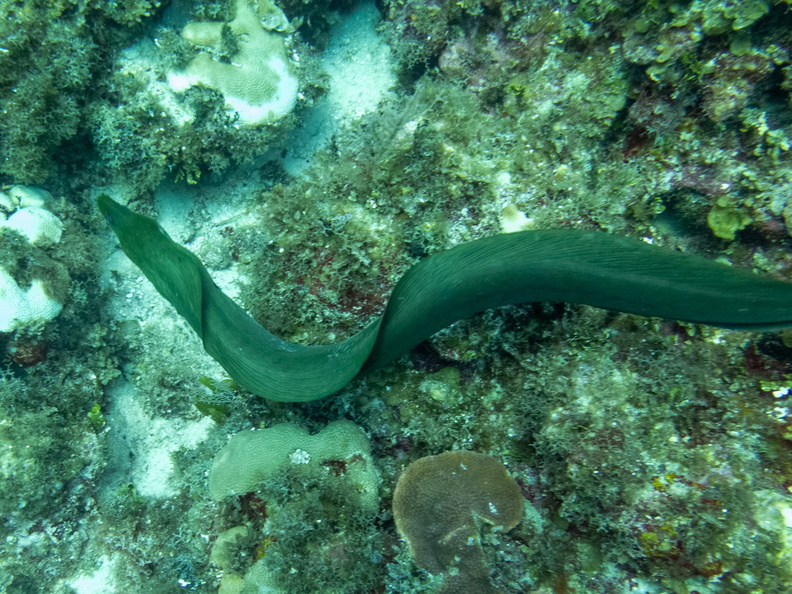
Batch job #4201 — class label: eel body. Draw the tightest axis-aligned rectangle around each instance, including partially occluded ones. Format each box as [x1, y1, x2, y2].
[98, 194, 792, 402]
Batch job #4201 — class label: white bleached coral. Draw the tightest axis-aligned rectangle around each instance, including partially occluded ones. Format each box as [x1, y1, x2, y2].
[6, 185, 53, 209]
[167, 0, 299, 125]
[0, 185, 61, 247]
[0, 187, 66, 332]
[0, 269, 63, 332]
[1, 207, 63, 247]
[1, 185, 54, 217]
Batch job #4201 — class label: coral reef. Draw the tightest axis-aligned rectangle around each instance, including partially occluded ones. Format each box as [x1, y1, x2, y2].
[3, 0, 792, 593]
[208, 421, 383, 592]
[168, 0, 299, 125]
[0, 0, 308, 194]
[0, 0, 167, 185]
[393, 451, 524, 593]
[0, 187, 69, 332]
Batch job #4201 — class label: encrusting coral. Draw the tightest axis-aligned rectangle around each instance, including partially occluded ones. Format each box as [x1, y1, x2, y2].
[392, 451, 524, 593]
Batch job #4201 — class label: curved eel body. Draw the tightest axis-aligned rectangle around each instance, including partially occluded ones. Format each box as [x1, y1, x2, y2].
[98, 194, 792, 402]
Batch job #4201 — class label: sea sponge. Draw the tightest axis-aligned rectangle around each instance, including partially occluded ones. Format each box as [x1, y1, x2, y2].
[209, 420, 378, 510]
[392, 451, 524, 594]
[167, 0, 298, 125]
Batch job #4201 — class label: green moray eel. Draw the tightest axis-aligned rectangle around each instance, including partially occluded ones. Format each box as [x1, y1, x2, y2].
[98, 194, 792, 402]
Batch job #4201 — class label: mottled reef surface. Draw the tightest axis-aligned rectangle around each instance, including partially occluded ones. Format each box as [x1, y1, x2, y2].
[2, 1, 792, 593]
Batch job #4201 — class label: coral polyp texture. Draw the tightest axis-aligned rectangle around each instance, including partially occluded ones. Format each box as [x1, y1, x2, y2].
[208, 420, 378, 505]
[168, 0, 299, 125]
[0, 269, 63, 333]
[393, 451, 524, 593]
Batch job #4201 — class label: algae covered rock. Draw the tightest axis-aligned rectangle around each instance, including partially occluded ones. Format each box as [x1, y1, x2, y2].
[208, 420, 383, 592]
[393, 451, 524, 594]
[210, 526, 254, 573]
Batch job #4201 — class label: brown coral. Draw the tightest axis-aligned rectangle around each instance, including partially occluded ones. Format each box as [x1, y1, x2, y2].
[392, 451, 524, 593]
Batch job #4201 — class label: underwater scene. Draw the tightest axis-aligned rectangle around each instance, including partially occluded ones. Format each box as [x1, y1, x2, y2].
[3, 0, 792, 592]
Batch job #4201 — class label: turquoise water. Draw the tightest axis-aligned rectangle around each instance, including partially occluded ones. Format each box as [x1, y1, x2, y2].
[1, 0, 792, 592]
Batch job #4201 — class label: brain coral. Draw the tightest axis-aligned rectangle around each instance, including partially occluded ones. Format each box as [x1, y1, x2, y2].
[167, 0, 298, 125]
[0, 198, 67, 332]
[1, 207, 63, 247]
[0, 269, 64, 332]
[392, 451, 524, 594]
[208, 420, 378, 510]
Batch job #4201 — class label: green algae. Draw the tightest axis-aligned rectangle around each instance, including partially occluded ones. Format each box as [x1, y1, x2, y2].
[3, 1, 792, 593]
